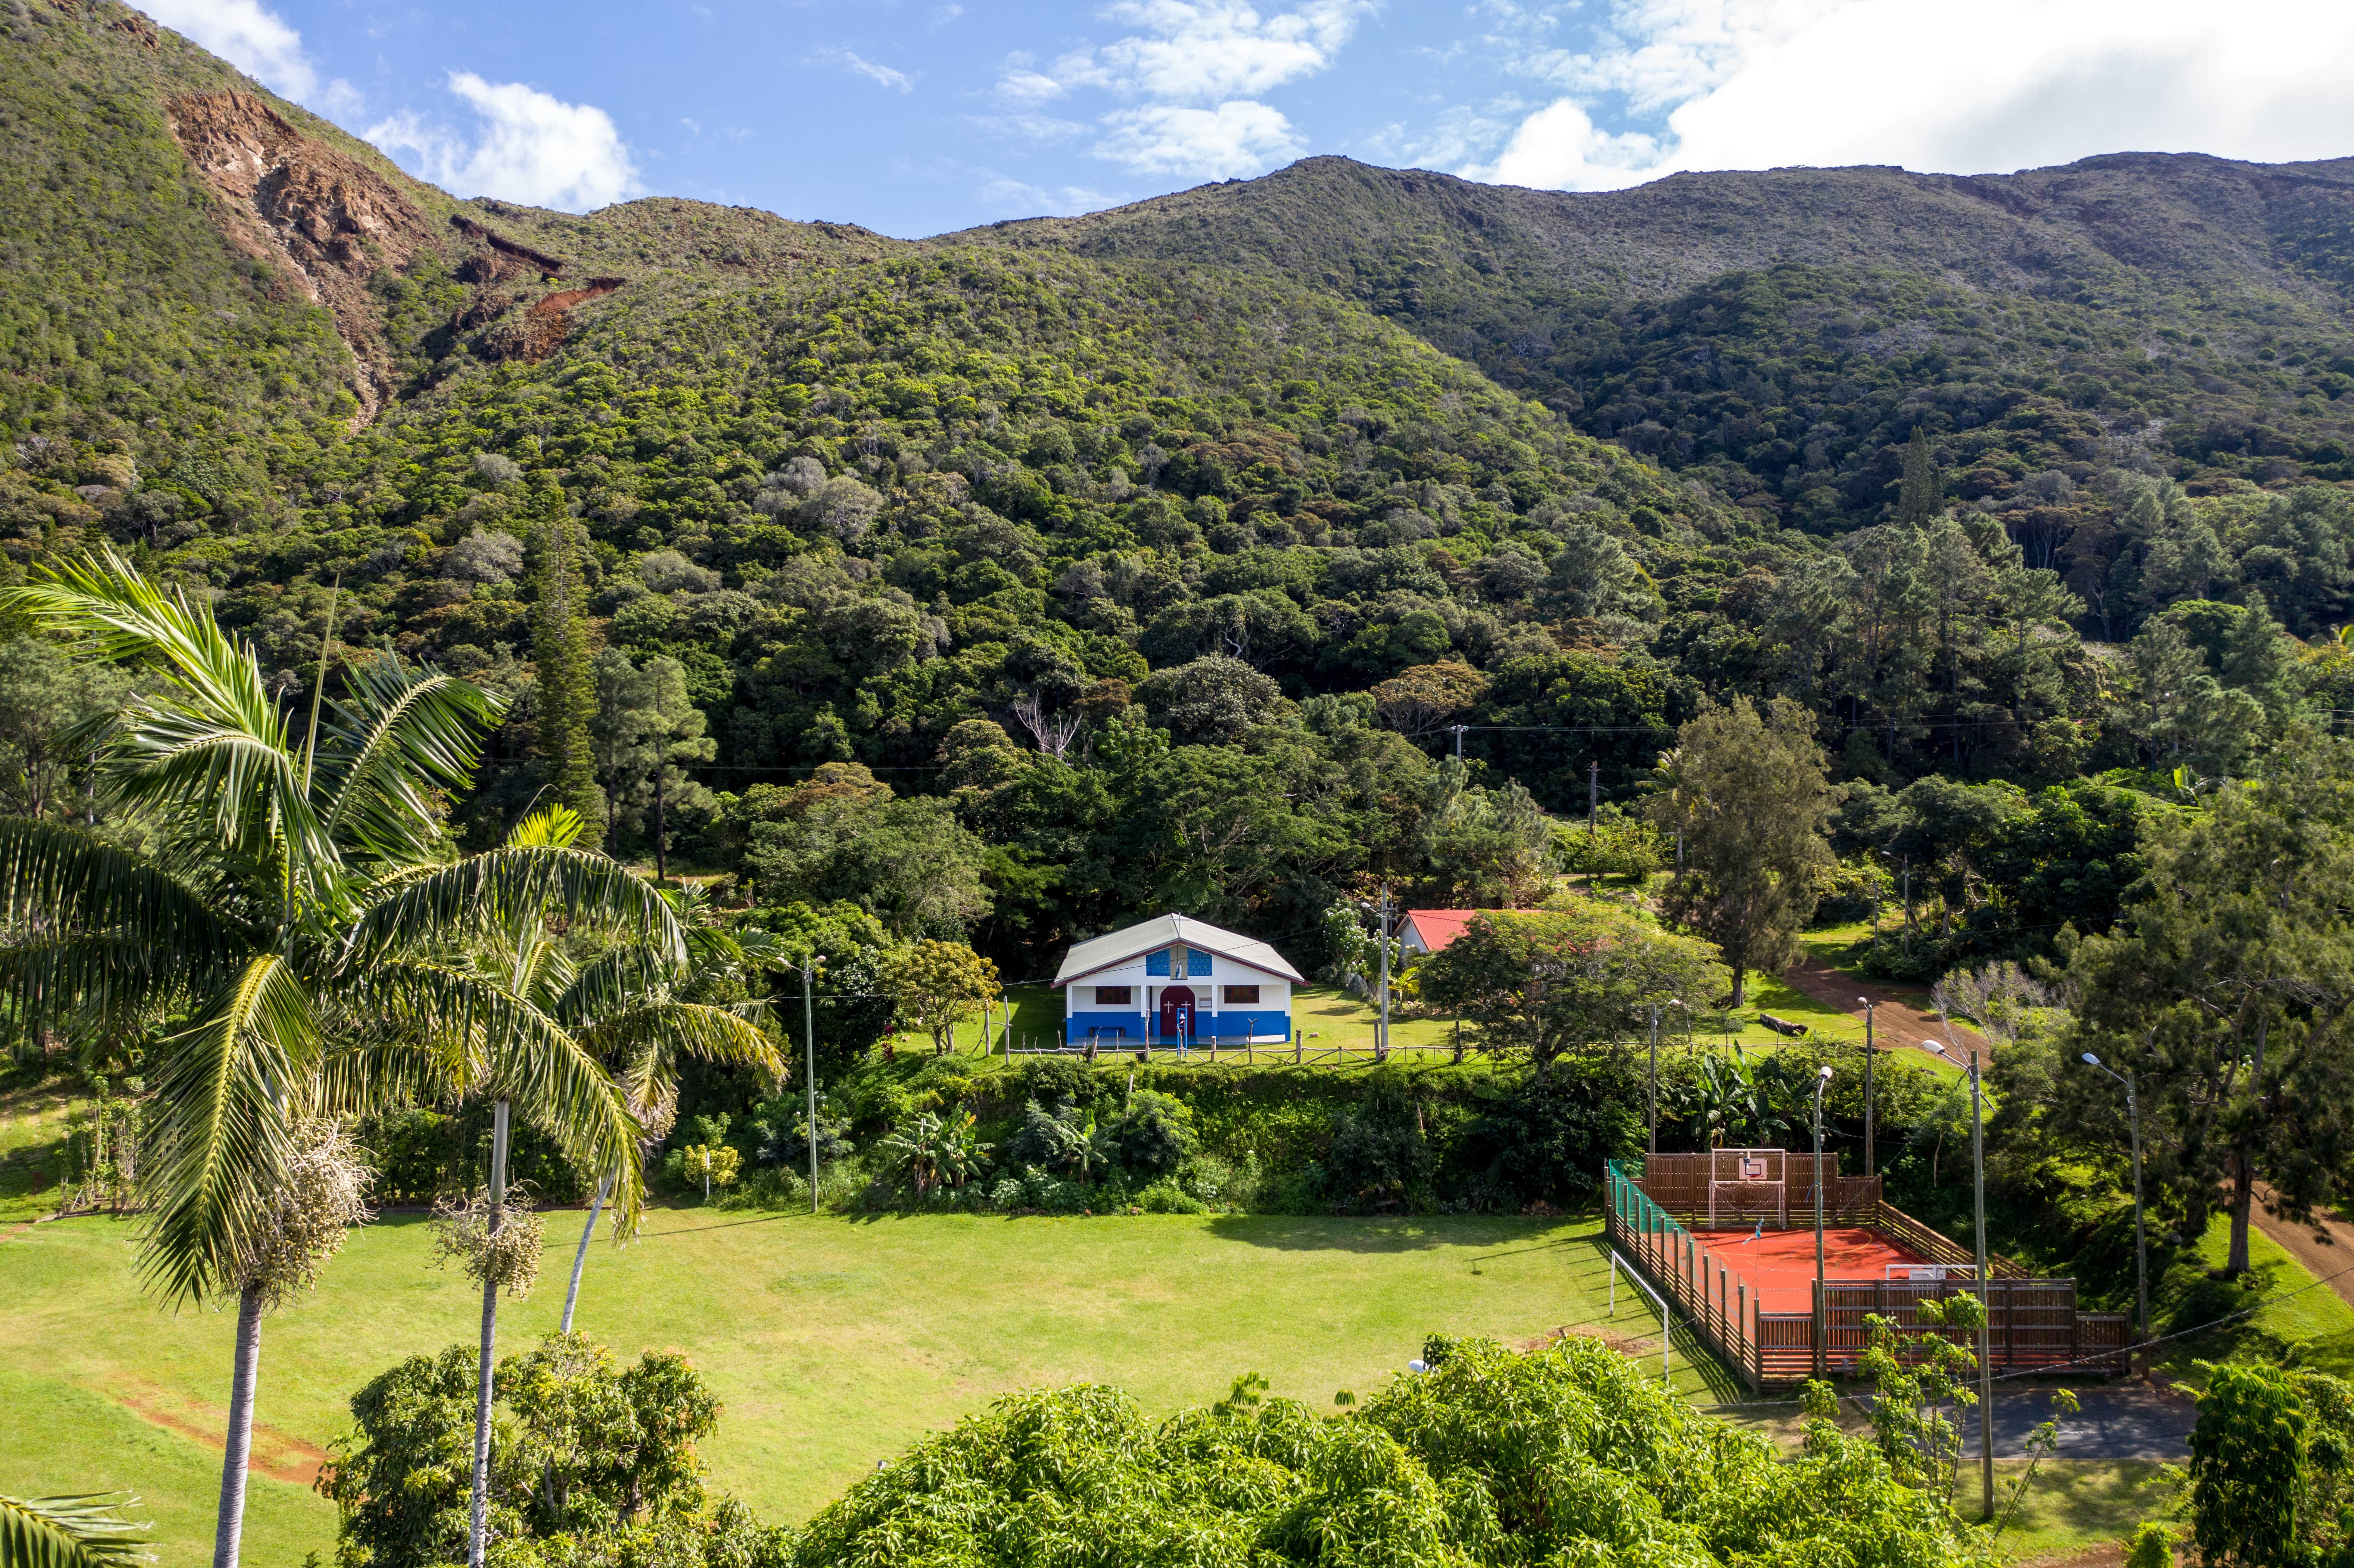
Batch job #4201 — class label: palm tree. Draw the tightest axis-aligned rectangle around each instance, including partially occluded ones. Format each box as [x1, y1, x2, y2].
[557, 882, 779, 1333]
[343, 805, 754, 1567]
[0, 554, 665, 1568]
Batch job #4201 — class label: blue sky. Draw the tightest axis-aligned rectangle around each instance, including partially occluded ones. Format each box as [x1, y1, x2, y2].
[141, 0, 2354, 237]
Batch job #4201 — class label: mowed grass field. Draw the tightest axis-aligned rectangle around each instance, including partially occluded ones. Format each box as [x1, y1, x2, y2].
[0, 1208, 1632, 1567]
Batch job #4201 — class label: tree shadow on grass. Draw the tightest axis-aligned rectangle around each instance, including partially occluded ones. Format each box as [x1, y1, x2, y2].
[1570, 1232, 1751, 1406]
[1201, 1213, 1595, 1254]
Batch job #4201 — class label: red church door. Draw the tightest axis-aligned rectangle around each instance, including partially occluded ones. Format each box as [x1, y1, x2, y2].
[1158, 986, 1195, 1043]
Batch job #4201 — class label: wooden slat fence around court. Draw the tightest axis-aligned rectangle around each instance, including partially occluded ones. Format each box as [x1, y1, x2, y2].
[1628, 1153, 1881, 1226]
[1604, 1160, 2129, 1389]
[1605, 1160, 1775, 1394]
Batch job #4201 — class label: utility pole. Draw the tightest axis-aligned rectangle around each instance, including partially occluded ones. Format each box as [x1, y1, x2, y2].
[1452, 725, 1466, 760]
[1375, 883, 1391, 1062]
[1969, 1049, 1993, 1518]
[1812, 1065, 1832, 1379]
[1924, 1030, 1995, 1516]
[1588, 759, 1600, 839]
[803, 953, 825, 1215]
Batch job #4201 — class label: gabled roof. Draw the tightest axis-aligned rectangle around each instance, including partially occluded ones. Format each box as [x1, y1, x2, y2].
[1053, 913, 1305, 986]
[1403, 908, 1524, 954]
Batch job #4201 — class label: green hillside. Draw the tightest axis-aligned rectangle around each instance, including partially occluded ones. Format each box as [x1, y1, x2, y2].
[961, 153, 2354, 531]
[4, 0, 2354, 982]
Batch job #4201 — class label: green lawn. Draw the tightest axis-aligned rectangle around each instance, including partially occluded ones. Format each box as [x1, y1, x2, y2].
[1989, 1459, 2171, 1564]
[1, 1208, 1634, 1565]
[2155, 1211, 2354, 1385]
[0, 1066, 78, 1223]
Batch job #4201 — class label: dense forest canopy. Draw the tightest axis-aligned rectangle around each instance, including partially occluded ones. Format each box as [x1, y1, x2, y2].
[6, 0, 2354, 977]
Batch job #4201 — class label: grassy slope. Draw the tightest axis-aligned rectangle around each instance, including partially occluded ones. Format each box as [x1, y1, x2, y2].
[0, 1209, 1616, 1565]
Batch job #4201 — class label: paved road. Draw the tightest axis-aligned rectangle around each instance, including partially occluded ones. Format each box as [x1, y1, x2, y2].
[1955, 1384, 2197, 1460]
[1711, 1382, 2198, 1460]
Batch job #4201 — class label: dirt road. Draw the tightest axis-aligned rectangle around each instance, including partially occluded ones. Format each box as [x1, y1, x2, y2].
[2251, 1183, 2354, 1313]
[1778, 955, 1992, 1061]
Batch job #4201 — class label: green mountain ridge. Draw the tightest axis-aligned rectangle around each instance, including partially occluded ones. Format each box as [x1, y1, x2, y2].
[6, 0, 2354, 976]
[956, 152, 2354, 528]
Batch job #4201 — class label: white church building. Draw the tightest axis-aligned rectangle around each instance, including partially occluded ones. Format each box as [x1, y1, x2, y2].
[1052, 914, 1302, 1046]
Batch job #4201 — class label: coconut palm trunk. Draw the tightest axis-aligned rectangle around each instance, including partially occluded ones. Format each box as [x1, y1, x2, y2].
[559, 1169, 614, 1334]
[469, 1100, 510, 1568]
[211, 1282, 265, 1568]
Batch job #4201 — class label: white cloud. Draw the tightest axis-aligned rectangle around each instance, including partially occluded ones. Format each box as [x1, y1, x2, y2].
[367, 72, 638, 212]
[1475, 0, 2354, 190]
[1092, 0, 1368, 100]
[1003, 0, 1370, 103]
[819, 48, 916, 93]
[136, 0, 315, 96]
[973, 172, 1127, 215]
[1098, 100, 1305, 177]
[990, 2, 1364, 180]
[133, 0, 361, 117]
[998, 69, 1069, 104]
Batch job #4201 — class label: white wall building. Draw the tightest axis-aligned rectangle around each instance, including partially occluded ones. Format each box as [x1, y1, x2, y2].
[1053, 913, 1302, 1045]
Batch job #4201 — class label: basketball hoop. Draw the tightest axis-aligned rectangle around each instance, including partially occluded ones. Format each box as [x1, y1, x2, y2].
[1706, 1146, 1789, 1228]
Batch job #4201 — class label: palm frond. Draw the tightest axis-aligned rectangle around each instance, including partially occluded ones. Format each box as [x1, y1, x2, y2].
[101, 722, 332, 884]
[0, 1493, 152, 1565]
[139, 954, 319, 1307]
[355, 958, 646, 1228]
[583, 999, 783, 1117]
[507, 804, 586, 849]
[0, 553, 345, 901]
[313, 1040, 472, 1123]
[517, 936, 578, 1013]
[314, 662, 501, 867]
[0, 820, 252, 1025]
[548, 945, 676, 1027]
[345, 846, 685, 970]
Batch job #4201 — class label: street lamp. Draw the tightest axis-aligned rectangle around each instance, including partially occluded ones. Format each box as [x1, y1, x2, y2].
[1859, 997, 1876, 1176]
[1812, 1063, 1833, 1378]
[1647, 999, 1686, 1157]
[800, 952, 827, 1216]
[2083, 1052, 2148, 1376]
[1648, 1003, 1660, 1154]
[1926, 1036, 1995, 1520]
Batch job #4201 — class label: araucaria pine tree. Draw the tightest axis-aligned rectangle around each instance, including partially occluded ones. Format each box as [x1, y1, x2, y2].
[529, 485, 607, 844]
[1896, 426, 1941, 526]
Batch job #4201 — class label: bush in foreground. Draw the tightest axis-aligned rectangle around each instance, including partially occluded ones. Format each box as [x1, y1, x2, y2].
[790, 1335, 1987, 1567]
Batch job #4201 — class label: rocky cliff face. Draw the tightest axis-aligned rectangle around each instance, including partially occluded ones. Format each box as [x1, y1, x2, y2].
[164, 91, 438, 422]
[163, 90, 630, 411]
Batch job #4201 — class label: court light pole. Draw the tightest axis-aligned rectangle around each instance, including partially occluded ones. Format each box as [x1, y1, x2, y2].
[2082, 1051, 2148, 1376]
[1812, 1064, 1833, 1380]
[1647, 1003, 1660, 1154]
[1925, 1036, 1996, 1520]
[1859, 998, 1876, 1176]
